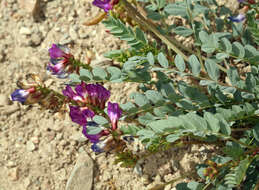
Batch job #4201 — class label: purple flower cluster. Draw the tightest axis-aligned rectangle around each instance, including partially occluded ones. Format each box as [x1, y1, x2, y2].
[47, 44, 74, 78]
[63, 82, 110, 109]
[92, 0, 119, 12]
[63, 81, 122, 152]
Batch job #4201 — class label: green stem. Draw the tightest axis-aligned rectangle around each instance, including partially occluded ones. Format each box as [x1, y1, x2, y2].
[120, 0, 189, 61]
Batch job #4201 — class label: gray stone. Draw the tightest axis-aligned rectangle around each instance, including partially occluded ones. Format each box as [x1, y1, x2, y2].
[0, 94, 11, 106]
[19, 27, 32, 35]
[26, 141, 36, 152]
[69, 28, 78, 41]
[66, 152, 94, 190]
[70, 133, 87, 143]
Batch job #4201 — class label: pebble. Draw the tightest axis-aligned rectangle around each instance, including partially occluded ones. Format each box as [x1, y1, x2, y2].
[20, 27, 32, 35]
[0, 94, 11, 106]
[30, 33, 42, 46]
[69, 28, 78, 41]
[70, 133, 87, 143]
[66, 152, 94, 190]
[8, 167, 19, 181]
[26, 141, 36, 151]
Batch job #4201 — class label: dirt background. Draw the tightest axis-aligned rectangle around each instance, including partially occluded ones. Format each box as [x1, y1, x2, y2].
[0, 0, 239, 189]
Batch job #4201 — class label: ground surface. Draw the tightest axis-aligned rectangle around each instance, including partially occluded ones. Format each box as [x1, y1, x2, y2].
[0, 0, 238, 189]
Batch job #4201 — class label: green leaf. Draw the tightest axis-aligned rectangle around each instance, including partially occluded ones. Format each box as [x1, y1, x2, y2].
[178, 81, 210, 105]
[137, 129, 155, 140]
[215, 114, 231, 136]
[93, 115, 108, 125]
[220, 38, 232, 53]
[131, 92, 150, 107]
[157, 52, 169, 68]
[107, 66, 121, 81]
[145, 90, 164, 104]
[253, 123, 259, 142]
[205, 59, 219, 81]
[232, 42, 245, 58]
[234, 158, 251, 185]
[175, 54, 186, 72]
[164, 2, 187, 17]
[92, 67, 107, 80]
[138, 112, 156, 125]
[199, 31, 209, 43]
[223, 141, 244, 160]
[180, 113, 208, 133]
[216, 53, 229, 60]
[79, 68, 93, 80]
[120, 125, 140, 135]
[148, 117, 183, 133]
[166, 134, 180, 143]
[227, 66, 241, 86]
[69, 73, 81, 83]
[204, 112, 220, 133]
[86, 126, 103, 135]
[188, 55, 201, 76]
[245, 73, 256, 92]
[187, 181, 204, 190]
[173, 26, 193, 37]
[135, 27, 148, 44]
[147, 52, 155, 65]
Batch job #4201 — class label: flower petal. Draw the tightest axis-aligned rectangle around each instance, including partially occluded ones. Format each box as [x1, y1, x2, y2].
[11, 89, 29, 103]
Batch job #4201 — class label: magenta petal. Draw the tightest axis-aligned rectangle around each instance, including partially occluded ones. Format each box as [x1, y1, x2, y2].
[49, 44, 66, 59]
[69, 106, 88, 126]
[92, 0, 112, 12]
[75, 82, 88, 98]
[62, 85, 83, 101]
[107, 102, 122, 130]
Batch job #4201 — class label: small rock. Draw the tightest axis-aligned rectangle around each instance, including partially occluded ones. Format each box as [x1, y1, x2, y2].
[0, 94, 11, 106]
[140, 174, 149, 185]
[30, 33, 42, 46]
[26, 141, 36, 151]
[17, 0, 41, 19]
[70, 133, 87, 143]
[66, 152, 94, 190]
[23, 177, 31, 188]
[164, 184, 172, 190]
[69, 28, 78, 41]
[78, 29, 89, 39]
[19, 27, 32, 35]
[8, 167, 19, 181]
[31, 137, 39, 144]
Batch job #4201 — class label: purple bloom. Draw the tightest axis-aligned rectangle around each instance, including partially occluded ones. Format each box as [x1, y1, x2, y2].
[92, 0, 113, 12]
[63, 85, 83, 102]
[69, 106, 95, 126]
[107, 102, 122, 130]
[64, 82, 110, 109]
[229, 14, 246, 22]
[48, 44, 74, 77]
[86, 84, 110, 109]
[11, 89, 30, 103]
[49, 44, 70, 59]
[237, 0, 245, 2]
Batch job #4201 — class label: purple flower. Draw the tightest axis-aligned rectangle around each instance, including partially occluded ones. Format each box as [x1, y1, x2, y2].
[69, 106, 95, 126]
[86, 84, 110, 109]
[107, 102, 122, 130]
[11, 89, 30, 103]
[237, 0, 245, 2]
[64, 82, 110, 109]
[92, 0, 113, 12]
[229, 14, 246, 22]
[63, 85, 83, 102]
[49, 44, 70, 59]
[48, 44, 74, 77]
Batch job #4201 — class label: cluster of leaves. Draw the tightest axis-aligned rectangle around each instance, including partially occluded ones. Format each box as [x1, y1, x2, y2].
[70, 0, 259, 189]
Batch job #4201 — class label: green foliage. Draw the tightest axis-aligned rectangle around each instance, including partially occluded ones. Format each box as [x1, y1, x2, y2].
[79, 0, 259, 189]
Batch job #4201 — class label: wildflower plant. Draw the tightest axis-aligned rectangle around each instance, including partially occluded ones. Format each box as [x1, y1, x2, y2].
[12, 0, 259, 189]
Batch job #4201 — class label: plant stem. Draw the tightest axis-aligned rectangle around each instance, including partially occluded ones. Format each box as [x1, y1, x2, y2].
[120, 0, 189, 61]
